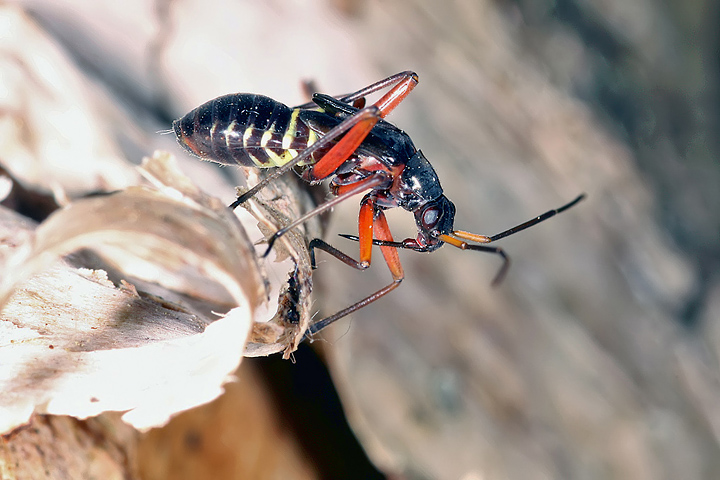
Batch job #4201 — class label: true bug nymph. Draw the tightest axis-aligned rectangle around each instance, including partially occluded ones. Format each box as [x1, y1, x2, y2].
[173, 72, 585, 335]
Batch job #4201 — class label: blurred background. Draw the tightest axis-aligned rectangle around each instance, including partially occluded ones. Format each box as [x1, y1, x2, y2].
[2, 0, 719, 478]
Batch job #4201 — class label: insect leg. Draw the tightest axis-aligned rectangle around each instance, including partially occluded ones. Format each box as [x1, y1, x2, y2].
[293, 70, 418, 111]
[337, 71, 418, 118]
[309, 239, 369, 271]
[262, 173, 390, 257]
[307, 192, 375, 270]
[301, 112, 383, 181]
[306, 198, 404, 337]
[230, 105, 382, 207]
[300, 72, 419, 183]
[371, 72, 418, 118]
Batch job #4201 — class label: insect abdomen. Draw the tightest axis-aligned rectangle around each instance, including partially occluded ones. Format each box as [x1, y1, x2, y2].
[173, 94, 318, 168]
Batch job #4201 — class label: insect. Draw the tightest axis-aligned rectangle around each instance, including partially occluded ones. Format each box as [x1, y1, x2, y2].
[173, 71, 585, 336]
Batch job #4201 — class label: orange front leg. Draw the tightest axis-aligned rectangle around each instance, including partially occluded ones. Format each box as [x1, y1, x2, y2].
[338, 71, 419, 118]
[358, 195, 375, 267]
[305, 197, 405, 337]
[372, 208, 405, 282]
[373, 72, 418, 118]
[304, 71, 419, 182]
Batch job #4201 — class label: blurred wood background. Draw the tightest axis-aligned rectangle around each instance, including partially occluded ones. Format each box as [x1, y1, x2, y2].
[2, 0, 719, 478]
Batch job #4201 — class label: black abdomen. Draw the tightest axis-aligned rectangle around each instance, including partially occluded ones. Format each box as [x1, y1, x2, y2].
[173, 94, 318, 168]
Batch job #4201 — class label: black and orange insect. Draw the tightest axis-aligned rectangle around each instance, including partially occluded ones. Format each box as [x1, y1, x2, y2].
[173, 71, 585, 335]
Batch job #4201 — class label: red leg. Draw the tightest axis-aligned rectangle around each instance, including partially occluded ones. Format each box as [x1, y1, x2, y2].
[338, 71, 418, 118]
[306, 193, 379, 270]
[262, 173, 389, 257]
[302, 72, 419, 182]
[303, 114, 381, 181]
[252, 72, 421, 259]
[373, 208, 404, 281]
[305, 197, 404, 337]
[238, 72, 420, 203]
[294, 71, 419, 112]
[231, 105, 381, 207]
[358, 196, 374, 266]
[372, 72, 418, 118]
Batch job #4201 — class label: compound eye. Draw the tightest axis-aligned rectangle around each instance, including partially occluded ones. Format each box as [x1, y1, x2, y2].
[422, 207, 439, 229]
